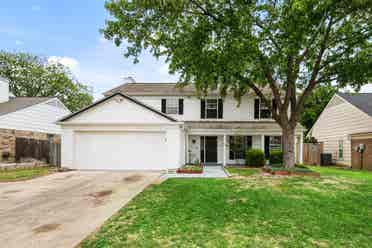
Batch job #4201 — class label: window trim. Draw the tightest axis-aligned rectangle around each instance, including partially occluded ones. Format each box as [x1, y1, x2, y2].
[269, 136, 282, 151]
[338, 140, 344, 160]
[205, 98, 219, 119]
[165, 98, 179, 115]
[229, 136, 252, 160]
[257, 98, 272, 119]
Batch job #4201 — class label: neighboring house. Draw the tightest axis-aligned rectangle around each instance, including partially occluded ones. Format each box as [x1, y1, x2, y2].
[0, 76, 71, 162]
[59, 82, 304, 170]
[309, 93, 372, 170]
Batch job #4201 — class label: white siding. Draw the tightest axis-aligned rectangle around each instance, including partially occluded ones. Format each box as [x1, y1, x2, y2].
[60, 94, 184, 170]
[74, 131, 167, 170]
[61, 124, 184, 170]
[0, 98, 70, 134]
[311, 95, 372, 166]
[134, 95, 262, 122]
[188, 135, 201, 163]
[66, 95, 172, 124]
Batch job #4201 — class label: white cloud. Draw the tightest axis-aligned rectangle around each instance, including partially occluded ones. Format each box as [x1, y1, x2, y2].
[48, 56, 80, 71]
[31, 5, 41, 11]
[15, 40, 23, 46]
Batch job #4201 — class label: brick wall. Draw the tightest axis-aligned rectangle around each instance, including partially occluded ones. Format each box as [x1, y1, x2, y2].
[0, 128, 60, 162]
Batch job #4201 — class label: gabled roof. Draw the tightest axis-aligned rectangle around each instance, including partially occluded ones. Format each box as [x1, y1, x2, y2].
[0, 97, 53, 116]
[58, 92, 177, 122]
[103, 83, 202, 97]
[103, 82, 273, 97]
[337, 93, 372, 117]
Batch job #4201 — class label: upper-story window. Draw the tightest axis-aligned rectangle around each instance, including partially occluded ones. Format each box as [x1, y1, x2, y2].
[165, 99, 178, 114]
[201, 98, 223, 119]
[254, 98, 276, 119]
[161, 98, 184, 115]
[260, 100, 271, 118]
[206, 99, 218, 118]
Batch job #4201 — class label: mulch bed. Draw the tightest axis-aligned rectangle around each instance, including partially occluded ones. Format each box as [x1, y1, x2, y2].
[177, 165, 204, 174]
[262, 166, 320, 177]
[176, 169, 203, 174]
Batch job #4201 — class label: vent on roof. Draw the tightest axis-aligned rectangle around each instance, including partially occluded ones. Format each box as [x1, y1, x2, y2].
[122, 76, 136, 84]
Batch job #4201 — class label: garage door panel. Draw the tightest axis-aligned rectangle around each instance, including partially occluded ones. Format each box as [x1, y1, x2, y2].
[75, 132, 167, 170]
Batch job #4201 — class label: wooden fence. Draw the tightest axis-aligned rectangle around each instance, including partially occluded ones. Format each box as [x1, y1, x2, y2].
[303, 143, 323, 165]
[15, 137, 61, 167]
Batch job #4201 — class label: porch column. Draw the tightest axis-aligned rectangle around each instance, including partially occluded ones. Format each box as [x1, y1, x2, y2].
[223, 134, 227, 166]
[261, 135, 265, 152]
[299, 133, 304, 164]
[185, 132, 189, 164]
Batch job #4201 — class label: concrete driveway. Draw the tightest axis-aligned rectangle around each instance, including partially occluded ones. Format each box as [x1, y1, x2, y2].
[0, 170, 161, 248]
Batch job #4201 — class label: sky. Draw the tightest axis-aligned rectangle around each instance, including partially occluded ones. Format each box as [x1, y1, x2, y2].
[0, 1, 371, 99]
[0, 0, 178, 99]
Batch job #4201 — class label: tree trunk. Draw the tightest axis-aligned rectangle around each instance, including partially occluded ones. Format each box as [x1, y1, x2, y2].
[282, 125, 296, 168]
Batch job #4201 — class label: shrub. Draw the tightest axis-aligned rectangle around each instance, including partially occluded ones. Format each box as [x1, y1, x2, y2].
[245, 149, 265, 167]
[269, 150, 283, 165]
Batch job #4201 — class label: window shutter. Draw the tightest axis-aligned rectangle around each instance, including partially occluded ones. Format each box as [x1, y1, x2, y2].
[218, 99, 223, 119]
[264, 136, 270, 158]
[272, 98, 277, 116]
[229, 136, 234, 160]
[161, 99, 166, 113]
[178, 99, 184, 115]
[254, 99, 260, 119]
[200, 99, 205, 119]
[245, 136, 252, 150]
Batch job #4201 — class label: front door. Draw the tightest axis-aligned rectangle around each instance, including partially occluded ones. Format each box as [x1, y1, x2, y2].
[201, 136, 218, 163]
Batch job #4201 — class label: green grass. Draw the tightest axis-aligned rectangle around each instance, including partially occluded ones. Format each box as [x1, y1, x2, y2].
[81, 166, 372, 248]
[226, 166, 260, 176]
[0, 166, 54, 182]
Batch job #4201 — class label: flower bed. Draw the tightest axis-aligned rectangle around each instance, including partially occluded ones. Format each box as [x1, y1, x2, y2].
[177, 165, 203, 174]
[262, 166, 320, 177]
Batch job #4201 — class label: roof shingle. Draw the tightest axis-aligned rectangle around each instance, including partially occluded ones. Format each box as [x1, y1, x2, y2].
[103, 82, 272, 97]
[337, 92, 372, 117]
[0, 97, 52, 116]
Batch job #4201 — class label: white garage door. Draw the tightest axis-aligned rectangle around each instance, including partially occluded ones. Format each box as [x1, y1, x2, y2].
[75, 131, 167, 170]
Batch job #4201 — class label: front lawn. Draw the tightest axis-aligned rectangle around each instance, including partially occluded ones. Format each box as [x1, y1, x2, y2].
[81, 166, 372, 247]
[0, 166, 55, 182]
[226, 166, 260, 176]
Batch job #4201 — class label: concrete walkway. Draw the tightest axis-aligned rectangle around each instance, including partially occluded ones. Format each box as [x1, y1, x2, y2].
[0, 170, 161, 248]
[164, 166, 228, 178]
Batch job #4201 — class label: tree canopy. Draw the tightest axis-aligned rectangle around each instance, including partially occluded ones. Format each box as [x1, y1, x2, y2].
[301, 85, 337, 134]
[0, 51, 93, 112]
[102, 0, 371, 167]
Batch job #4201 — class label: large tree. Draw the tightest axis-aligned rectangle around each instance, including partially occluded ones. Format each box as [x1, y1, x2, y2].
[0, 51, 93, 112]
[301, 85, 337, 135]
[102, 0, 372, 167]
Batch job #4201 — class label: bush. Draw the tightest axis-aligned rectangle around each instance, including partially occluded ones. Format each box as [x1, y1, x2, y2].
[269, 150, 283, 165]
[245, 149, 265, 167]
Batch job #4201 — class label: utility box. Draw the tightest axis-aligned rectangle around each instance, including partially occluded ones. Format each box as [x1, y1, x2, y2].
[320, 153, 332, 166]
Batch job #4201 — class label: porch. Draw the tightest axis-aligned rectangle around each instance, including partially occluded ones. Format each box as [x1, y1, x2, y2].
[184, 121, 303, 166]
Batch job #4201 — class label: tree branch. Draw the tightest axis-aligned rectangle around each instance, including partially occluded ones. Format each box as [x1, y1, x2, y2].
[293, 16, 334, 124]
[254, 18, 282, 54]
[257, 55, 282, 112]
[237, 74, 281, 123]
[190, 0, 222, 23]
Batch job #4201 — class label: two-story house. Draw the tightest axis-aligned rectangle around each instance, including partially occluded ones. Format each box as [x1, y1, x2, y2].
[58, 83, 304, 170]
